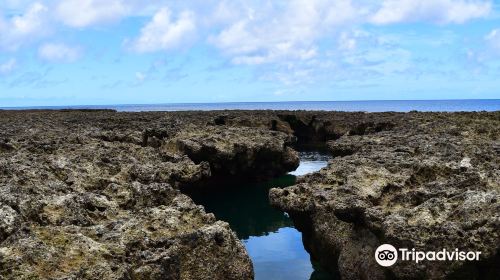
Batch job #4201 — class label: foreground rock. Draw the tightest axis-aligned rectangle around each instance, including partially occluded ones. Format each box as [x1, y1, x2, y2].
[270, 112, 500, 279]
[1, 109, 498, 279]
[0, 192, 251, 279]
[0, 110, 300, 280]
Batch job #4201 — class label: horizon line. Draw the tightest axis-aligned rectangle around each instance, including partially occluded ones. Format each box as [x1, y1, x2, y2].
[1, 98, 499, 109]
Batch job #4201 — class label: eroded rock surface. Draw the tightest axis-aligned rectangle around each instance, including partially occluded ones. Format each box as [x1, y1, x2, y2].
[271, 112, 500, 279]
[0, 110, 300, 280]
[165, 125, 298, 179]
[1, 109, 498, 280]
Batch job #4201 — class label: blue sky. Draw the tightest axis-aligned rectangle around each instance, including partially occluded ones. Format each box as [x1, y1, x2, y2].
[1, 0, 500, 106]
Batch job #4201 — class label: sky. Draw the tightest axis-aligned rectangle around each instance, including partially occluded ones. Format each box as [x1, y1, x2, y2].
[1, 0, 500, 106]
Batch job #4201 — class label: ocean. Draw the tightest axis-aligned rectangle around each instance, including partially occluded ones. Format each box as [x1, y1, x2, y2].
[2, 99, 499, 112]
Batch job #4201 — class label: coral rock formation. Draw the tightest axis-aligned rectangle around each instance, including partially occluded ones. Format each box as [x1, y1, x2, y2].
[0, 110, 299, 280]
[271, 112, 500, 279]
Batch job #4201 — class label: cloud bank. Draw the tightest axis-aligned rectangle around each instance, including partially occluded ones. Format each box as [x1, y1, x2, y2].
[0, 0, 492, 58]
[0, 0, 497, 92]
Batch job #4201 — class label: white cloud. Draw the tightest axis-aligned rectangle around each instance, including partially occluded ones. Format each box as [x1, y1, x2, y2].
[130, 7, 196, 53]
[0, 2, 49, 50]
[325, 0, 365, 25]
[486, 29, 500, 49]
[38, 43, 81, 62]
[208, 1, 244, 25]
[0, 0, 493, 56]
[11, 2, 47, 34]
[0, 58, 17, 75]
[371, 0, 491, 25]
[209, 0, 362, 65]
[0, 0, 496, 87]
[55, 0, 128, 28]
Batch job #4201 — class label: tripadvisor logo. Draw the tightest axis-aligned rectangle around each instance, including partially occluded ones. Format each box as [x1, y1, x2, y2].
[374, 244, 481, 267]
[375, 244, 398, 267]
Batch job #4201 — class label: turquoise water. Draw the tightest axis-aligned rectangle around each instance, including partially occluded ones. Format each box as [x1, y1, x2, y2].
[3, 99, 499, 112]
[190, 153, 332, 280]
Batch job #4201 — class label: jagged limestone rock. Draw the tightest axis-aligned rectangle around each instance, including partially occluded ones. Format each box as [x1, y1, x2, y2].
[271, 112, 500, 279]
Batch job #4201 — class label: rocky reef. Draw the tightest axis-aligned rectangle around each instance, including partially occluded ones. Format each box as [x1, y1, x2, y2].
[0, 109, 498, 280]
[270, 112, 500, 279]
[0, 110, 300, 280]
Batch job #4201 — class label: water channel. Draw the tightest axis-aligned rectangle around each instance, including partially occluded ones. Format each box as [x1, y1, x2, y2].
[190, 151, 333, 280]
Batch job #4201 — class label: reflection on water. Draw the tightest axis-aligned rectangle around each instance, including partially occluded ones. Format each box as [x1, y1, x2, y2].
[190, 152, 330, 280]
[290, 153, 329, 176]
[190, 175, 296, 239]
[245, 228, 310, 279]
[245, 228, 333, 280]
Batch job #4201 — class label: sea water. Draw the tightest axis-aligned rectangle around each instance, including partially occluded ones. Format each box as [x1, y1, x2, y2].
[190, 151, 332, 280]
[3, 99, 499, 112]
